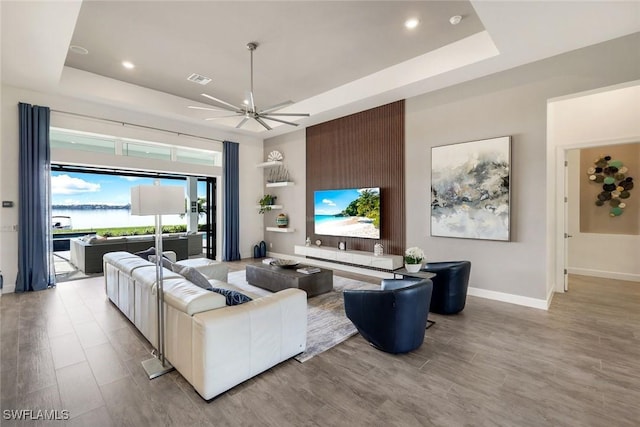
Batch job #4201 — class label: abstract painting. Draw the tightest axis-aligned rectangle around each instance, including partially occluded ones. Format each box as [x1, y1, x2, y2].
[431, 136, 511, 241]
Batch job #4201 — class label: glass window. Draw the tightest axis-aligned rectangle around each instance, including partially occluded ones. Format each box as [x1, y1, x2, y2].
[176, 147, 221, 167]
[51, 128, 220, 166]
[122, 142, 171, 161]
[50, 128, 115, 154]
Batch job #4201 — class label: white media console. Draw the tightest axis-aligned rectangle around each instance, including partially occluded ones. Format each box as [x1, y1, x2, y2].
[294, 245, 403, 271]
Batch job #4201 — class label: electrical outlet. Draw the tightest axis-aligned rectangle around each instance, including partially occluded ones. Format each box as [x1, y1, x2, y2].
[270, 242, 273, 248]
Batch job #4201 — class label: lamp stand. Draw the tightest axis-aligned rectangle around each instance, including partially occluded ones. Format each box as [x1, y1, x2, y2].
[141, 212, 174, 379]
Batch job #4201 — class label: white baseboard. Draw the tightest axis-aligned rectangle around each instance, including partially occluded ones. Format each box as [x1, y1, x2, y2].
[467, 286, 549, 310]
[1, 283, 16, 294]
[568, 267, 640, 282]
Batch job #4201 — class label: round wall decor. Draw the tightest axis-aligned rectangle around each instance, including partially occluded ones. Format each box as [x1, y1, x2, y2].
[587, 155, 633, 217]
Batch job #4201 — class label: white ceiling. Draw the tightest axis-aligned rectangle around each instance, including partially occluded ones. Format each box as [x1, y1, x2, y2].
[2, 1, 639, 138]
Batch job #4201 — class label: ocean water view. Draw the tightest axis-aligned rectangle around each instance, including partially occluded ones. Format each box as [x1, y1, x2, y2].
[52, 208, 189, 230]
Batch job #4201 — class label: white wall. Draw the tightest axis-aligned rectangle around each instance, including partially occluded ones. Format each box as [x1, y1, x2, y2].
[0, 84, 264, 293]
[262, 130, 307, 255]
[548, 82, 640, 290]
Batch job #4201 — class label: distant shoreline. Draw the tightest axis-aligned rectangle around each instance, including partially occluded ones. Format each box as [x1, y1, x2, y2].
[52, 204, 130, 210]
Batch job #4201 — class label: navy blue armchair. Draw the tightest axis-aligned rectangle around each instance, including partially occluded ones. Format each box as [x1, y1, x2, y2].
[422, 261, 471, 314]
[343, 279, 433, 354]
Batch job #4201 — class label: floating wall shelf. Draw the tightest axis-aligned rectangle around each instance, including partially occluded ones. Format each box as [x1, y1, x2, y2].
[266, 181, 295, 188]
[256, 205, 283, 210]
[266, 227, 295, 233]
[256, 161, 283, 168]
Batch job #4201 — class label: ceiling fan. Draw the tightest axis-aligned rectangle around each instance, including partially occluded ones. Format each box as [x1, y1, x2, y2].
[189, 42, 310, 131]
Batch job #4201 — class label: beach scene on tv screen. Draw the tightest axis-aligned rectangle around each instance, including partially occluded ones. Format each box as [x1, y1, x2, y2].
[314, 188, 380, 239]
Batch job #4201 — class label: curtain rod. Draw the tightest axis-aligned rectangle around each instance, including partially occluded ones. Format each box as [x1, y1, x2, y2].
[50, 109, 226, 144]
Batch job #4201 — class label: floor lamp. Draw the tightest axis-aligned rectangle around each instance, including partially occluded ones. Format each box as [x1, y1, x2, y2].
[131, 183, 185, 379]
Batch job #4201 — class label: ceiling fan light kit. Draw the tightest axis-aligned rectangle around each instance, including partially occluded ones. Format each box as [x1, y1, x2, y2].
[192, 41, 310, 131]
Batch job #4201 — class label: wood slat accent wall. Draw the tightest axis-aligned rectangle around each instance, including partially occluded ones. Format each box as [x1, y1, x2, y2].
[306, 101, 405, 255]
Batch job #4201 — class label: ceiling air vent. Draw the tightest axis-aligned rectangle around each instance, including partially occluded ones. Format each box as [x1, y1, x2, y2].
[187, 73, 212, 85]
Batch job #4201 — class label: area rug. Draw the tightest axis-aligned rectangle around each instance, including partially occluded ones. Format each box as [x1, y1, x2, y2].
[227, 270, 378, 362]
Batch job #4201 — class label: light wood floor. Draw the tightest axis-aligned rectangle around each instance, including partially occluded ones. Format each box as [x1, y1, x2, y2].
[1, 269, 638, 426]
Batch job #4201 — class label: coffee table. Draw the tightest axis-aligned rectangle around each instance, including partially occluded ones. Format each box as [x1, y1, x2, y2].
[245, 263, 333, 297]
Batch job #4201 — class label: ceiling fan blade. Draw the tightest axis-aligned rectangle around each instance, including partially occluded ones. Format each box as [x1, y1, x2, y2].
[236, 117, 250, 128]
[201, 93, 243, 112]
[188, 105, 229, 112]
[204, 114, 243, 120]
[254, 116, 272, 131]
[260, 100, 293, 114]
[262, 112, 310, 117]
[260, 115, 300, 127]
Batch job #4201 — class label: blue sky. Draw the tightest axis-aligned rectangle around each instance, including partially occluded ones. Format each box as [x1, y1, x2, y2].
[51, 171, 205, 205]
[314, 188, 377, 215]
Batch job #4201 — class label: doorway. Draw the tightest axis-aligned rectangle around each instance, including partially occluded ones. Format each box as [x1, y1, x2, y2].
[563, 143, 640, 291]
[548, 81, 640, 296]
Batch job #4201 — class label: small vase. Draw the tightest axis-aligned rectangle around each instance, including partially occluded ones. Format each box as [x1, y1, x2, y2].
[405, 263, 421, 273]
[373, 243, 383, 256]
[276, 213, 289, 228]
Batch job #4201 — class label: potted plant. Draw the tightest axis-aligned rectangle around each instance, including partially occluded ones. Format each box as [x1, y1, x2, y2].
[259, 194, 277, 214]
[404, 247, 425, 273]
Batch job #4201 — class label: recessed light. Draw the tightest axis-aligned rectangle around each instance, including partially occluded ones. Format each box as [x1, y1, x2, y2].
[404, 18, 420, 30]
[449, 15, 462, 26]
[122, 61, 135, 69]
[69, 45, 89, 55]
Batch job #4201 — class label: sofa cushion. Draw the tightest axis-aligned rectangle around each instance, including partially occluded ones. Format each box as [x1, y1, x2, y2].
[149, 254, 176, 270]
[134, 246, 156, 261]
[209, 288, 252, 306]
[171, 264, 211, 290]
[163, 279, 226, 315]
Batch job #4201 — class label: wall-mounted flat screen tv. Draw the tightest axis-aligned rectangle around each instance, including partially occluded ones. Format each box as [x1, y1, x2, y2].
[314, 187, 380, 239]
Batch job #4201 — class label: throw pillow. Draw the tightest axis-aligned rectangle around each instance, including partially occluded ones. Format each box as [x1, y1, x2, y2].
[171, 264, 210, 290]
[88, 235, 108, 244]
[148, 254, 175, 270]
[134, 247, 156, 261]
[209, 288, 252, 306]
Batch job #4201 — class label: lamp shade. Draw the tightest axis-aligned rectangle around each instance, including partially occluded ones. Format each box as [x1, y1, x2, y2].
[130, 185, 185, 216]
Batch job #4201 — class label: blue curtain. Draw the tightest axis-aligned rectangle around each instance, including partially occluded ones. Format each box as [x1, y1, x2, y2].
[223, 141, 241, 261]
[16, 103, 54, 292]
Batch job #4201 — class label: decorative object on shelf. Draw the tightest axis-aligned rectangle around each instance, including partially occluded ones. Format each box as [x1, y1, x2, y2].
[404, 246, 425, 273]
[267, 150, 283, 162]
[276, 213, 289, 228]
[259, 241, 267, 258]
[374, 242, 384, 256]
[270, 259, 299, 269]
[587, 155, 634, 217]
[267, 165, 291, 183]
[315, 239, 322, 247]
[305, 236, 311, 246]
[258, 194, 277, 214]
[431, 136, 511, 241]
[338, 241, 347, 251]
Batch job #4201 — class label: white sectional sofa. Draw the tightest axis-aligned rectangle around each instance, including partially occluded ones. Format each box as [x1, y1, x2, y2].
[103, 251, 307, 400]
